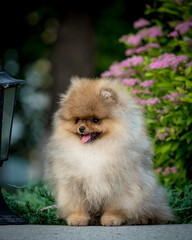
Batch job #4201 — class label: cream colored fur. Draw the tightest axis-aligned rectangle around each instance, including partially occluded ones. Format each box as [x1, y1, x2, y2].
[45, 78, 174, 226]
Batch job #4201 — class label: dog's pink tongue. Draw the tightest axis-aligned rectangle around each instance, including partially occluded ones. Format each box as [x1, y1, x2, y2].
[81, 134, 91, 143]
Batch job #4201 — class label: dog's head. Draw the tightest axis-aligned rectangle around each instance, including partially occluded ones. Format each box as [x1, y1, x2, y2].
[56, 78, 124, 143]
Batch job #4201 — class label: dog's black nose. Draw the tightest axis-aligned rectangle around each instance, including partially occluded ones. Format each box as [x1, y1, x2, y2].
[79, 126, 86, 133]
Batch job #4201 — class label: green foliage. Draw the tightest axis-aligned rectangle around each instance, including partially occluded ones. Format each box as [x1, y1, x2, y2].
[167, 184, 192, 224]
[102, 0, 192, 187]
[144, 63, 192, 187]
[2, 182, 66, 225]
[3, 182, 192, 224]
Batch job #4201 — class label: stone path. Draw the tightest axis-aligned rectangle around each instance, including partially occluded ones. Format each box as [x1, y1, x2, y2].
[0, 224, 192, 240]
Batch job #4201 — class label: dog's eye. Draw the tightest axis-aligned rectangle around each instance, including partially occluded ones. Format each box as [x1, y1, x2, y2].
[75, 118, 80, 124]
[92, 117, 100, 123]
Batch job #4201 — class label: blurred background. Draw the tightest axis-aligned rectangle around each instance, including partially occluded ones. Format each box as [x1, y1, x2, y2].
[0, 0, 148, 185]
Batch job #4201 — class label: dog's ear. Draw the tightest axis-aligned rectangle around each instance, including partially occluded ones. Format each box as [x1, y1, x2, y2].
[59, 93, 67, 105]
[100, 88, 117, 103]
[70, 76, 81, 85]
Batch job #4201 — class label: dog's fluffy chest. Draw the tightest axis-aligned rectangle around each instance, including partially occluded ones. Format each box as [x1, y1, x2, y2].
[60, 142, 125, 202]
[66, 143, 111, 175]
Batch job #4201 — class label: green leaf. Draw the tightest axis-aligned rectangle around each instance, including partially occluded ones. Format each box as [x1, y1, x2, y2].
[186, 80, 192, 88]
[175, 76, 188, 81]
[176, 87, 187, 94]
[181, 96, 192, 103]
[145, 72, 154, 77]
[180, 131, 192, 144]
[170, 70, 176, 80]
[185, 66, 192, 77]
[171, 142, 180, 152]
[147, 119, 157, 125]
[187, 117, 192, 126]
[158, 7, 178, 15]
[156, 82, 173, 89]
[159, 143, 172, 154]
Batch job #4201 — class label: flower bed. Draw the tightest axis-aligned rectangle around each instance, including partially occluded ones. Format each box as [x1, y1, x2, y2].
[102, 0, 192, 187]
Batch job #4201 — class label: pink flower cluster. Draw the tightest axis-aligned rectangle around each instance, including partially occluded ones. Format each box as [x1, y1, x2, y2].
[138, 26, 163, 38]
[122, 78, 141, 87]
[157, 108, 168, 119]
[119, 34, 141, 46]
[158, 134, 167, 141]
[140, 79, 155, 88]
[186, 62, 192, 67]
[120, 26, 163, 46]
[148, 53, 189, 70]
[156, 132, 169, 141]
[156, 127, 170, 140]
[101, 57, 141, 78]
[137, 97, 161, 106]
[156, 167, 178, 175]
[162, 92, 184, 101]
[133, 18, 150, 29]
[167, 31, 178, 38]
[175, 20, 192, 34]
[131, 89, 140, 94]
[127, 35, 142, 46]
[125, 43, 160, 56]
[101, 62, 124, 77]
[168, 20, 192, 37]
[121, 56, 143, 67]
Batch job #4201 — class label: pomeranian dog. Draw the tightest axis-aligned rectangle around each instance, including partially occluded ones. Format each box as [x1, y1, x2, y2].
[45, 77, 174, 226]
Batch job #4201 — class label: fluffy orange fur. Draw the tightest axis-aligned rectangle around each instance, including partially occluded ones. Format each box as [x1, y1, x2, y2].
[45, 77, 174, 226]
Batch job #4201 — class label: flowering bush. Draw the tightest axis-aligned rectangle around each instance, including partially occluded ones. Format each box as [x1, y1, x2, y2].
[102, 0, 192, 187]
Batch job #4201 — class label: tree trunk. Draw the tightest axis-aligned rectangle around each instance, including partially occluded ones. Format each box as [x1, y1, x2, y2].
[51, 12, 94, 113]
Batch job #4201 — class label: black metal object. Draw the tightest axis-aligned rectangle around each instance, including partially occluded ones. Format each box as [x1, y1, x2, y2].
[0, 87, 16, 167]
[0, 88, 4, 166]
[0, 69, 24, 87]
[0, 67, 27, 224]
[0, 69, 24, 166]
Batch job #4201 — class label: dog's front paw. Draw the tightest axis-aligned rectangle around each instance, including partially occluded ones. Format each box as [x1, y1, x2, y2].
[101, 214, 125, 226]
[67, 214, 90, 226]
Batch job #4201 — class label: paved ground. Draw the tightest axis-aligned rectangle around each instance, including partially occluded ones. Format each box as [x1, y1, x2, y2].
[0, 224, 192, 240]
